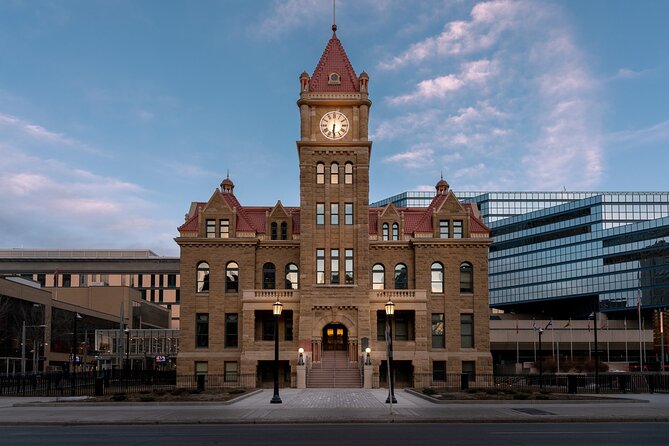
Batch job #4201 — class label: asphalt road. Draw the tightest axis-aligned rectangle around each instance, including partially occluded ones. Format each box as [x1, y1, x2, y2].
[2, 423, 669, 446]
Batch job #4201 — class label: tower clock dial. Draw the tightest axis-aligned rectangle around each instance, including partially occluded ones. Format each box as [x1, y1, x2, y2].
[320, 111, 349, 140]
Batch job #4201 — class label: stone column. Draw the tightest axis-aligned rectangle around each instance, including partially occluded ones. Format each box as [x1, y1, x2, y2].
[296, 363, 306, 388]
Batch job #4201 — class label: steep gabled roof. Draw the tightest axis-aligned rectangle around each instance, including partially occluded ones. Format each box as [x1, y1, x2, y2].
[310, 30, 359, 93]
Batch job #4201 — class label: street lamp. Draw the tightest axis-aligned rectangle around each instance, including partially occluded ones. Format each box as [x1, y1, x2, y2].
[365, 347, 371, 365]
[270, 300, 283, 404]
[384, 300, 397, 404]
[124, 327, 131, 372]
[533, 319, 552, 389]
[298, 347, 304, 365]
[71, 312, 82, 396]
[590, 311, 600, 394]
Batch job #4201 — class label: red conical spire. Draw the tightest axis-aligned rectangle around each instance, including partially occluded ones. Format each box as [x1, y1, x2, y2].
[309, 27, 359, 93]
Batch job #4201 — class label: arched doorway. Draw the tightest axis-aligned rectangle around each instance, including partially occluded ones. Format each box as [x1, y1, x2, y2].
[322, 323, 347, 351]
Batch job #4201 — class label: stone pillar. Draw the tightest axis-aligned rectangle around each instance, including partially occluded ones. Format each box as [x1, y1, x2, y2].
[364, 363, 373, 389]
[296, 363, 306, 389]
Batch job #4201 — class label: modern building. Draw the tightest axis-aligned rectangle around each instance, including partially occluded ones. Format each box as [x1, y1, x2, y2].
[176, 26, 493, 388]
[0, 276, 171, 374]
[0, 249, 181, 328]
[374, 191, 669, 368]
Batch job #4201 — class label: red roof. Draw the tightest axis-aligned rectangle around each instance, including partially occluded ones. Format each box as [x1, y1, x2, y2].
[310, 31, 359, 93]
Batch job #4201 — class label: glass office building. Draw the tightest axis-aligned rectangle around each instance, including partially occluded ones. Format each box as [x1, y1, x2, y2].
[372, 192, 669, 317]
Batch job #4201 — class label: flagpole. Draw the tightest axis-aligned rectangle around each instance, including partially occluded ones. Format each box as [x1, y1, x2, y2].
[624, 317, 628, 363]
[638, 292, 643, 371]
[569, 318, 573, 360]
[515, 318, 519, 367]
[606, 319, 610, 363]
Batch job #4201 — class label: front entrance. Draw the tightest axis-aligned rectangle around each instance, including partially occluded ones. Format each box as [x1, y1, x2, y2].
[322, 323, 347, 351]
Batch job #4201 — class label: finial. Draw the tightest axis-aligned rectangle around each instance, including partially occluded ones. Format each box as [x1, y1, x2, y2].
[440, 170, 444, 180]
[332, 0, 337, 33]
[226, 169, 230, 179]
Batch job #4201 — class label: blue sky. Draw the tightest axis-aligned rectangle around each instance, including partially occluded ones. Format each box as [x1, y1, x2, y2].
[1, 0, 668, 256]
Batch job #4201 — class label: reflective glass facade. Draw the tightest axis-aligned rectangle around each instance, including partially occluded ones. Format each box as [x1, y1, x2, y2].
[372, 192, 669, 315]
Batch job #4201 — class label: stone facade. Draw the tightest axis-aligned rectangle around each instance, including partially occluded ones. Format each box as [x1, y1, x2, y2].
[176, 28, 492, 386]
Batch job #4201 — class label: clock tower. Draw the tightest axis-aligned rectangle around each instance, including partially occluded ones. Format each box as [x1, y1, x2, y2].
[296, 24, 372, 356]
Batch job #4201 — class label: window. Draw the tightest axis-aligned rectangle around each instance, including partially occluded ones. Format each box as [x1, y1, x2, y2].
[196, 262, 210, 293]
[316, 249, 325, 284]
[330, 162, 339, 184]
[316, 162, 325, 184]
[432, 313, 445, 348]
[226, 261, 239, 292]
[461, 314, 474, 348]
[431, 262, 444, 293]
[206, 219, 216, 238]
[439, 220, 449, 238]
[284, 311, 294, 341]
[460, 262, 473, 293]
[328, 72, 341, 84]
[225, 313, 238, 348]
[345, 203, 353, 224]
[79, 274, 87, 287]
[167, 274, 177, 288]
[345, 249, 354, 284]
[316, 203, 325, 225]
[392, 223, 399, 240]
[62, 274, 71, 287]
[372, 264, 385, 290]
[377, 312, 387, 341]
[262, 262, 276, 289]
[280, 222, 288, 240]
[433, 361, 446, 381]
[344, 162, 353, 184]
[195, 361, 208, 376]
[220, 219, 230, 238]
[270, 222, 278, 240]
[196, 313, 209, 348]
[262, 312, 275, 341]
[394, 313, 409, 341]
[285, 263, 299, 289]
[394, 263, 408, 289]
[224, 361, 238, 382]
[382, 223, 389, 240]
[37, 274, 46, 287]
[453, 220, 463, 239]
[330, 203, 339, 225]
[330, 249, 340, 284]
[462, 361, 476, 380]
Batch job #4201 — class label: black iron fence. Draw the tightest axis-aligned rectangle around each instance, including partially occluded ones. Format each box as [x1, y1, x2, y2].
[413, 372, 669, 394]
[0, 370, 257, 397]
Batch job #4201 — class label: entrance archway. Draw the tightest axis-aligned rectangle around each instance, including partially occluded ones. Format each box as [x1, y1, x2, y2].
[322, 323, 348, 351]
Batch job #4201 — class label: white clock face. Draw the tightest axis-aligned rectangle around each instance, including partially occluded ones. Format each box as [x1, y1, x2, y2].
[320, 111, 349, 140]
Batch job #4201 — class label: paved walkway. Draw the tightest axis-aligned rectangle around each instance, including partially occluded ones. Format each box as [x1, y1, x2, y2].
[2, 389, 669, 424]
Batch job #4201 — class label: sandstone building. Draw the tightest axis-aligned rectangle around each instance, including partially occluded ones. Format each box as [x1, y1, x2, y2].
[176, 26, 492, 387]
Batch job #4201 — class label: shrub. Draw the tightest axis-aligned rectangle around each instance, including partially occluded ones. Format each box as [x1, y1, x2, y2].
[512, 393, 530, 400]
[229, 388, 246, 394]
[422, 387, 437, 395]
[484, 388, 499, 395]
[139, 395, 156, 402]
[153, 389, 166, 396]
[112, 393, 127, 401]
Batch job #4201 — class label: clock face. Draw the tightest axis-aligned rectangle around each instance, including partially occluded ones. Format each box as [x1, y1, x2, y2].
[320, 111, 349, 140]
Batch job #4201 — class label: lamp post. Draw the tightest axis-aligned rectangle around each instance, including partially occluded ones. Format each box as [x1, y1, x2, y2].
[298, 347, 304, 365]
[591, 311, 599, 394]
[71, 312, 82, 396]
[365, 347, 371, 365]
[270, 300, 283, 404]
[385, 300, 397, 404]
[124, 327, 130, 385]
[533, 320, 552, 389]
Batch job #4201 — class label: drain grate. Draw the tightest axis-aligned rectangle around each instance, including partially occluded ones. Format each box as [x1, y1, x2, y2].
[512, 408, 555, 416]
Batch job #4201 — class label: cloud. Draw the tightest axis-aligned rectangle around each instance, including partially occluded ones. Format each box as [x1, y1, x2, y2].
[383, 146, 435, 169]
[388, 59, 498, 104]
[608, 119, 669, 146]
[612, 68, 648, 80]
[256, 0, 334, 38]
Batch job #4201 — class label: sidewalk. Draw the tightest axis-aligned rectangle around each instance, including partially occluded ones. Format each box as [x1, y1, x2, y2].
[1, 389, 669, 425]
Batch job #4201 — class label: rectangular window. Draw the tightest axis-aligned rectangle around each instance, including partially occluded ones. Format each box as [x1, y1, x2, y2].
[220, 219, 230, 238]
[196, 313, 209, 348]
[224, 361, 238, 382]
[460, 314, 474, 348]
[316, 249, 325, 284]
[206, 219, 216, 238]
[225, 313, 238, 348]
[316, 203, 325, 225]
[377, 311, 387, 341]
[37, 274, 46, 287]
[433, 361, 446, 381]
[439, 220, 449, 238]
[432, 313, 445, 348]
[62, 274, 71, 288]
[344, 163, 353, 184]
[344, 249, 354, 284]
[262, 315, 275, 341]
[138, 274, 143, 287]
[79, 274, 88, 287]
[167, 274, 177, 288]
[453, 220, 463, 239]
[330, 249, 340, 284]
[462, 361, 476, 380]
[330, 203, 339, 225]
[284, 311, 293, 341]
[195, 361, 208, 376]
[345, 203, 353, 224]
[151, 274, 156, 287]
[395, 314, 409, 341]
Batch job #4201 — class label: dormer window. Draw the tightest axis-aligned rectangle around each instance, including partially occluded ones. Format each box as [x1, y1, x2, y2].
[328, 72, 341, 85]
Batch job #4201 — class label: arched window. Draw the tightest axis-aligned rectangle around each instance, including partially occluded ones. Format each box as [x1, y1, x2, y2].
[226, 261, 239, 292]
[262, 262, 276, 289]
[316, 162, 325, 184]
[460, 262, 473, 293]
[394, 263, 408, 289]
[270, 222, 278, 240]
[392, 223, 399, 241]
[196, 261, 210, 293]
[344, 162, 353, 184]
[280, 222, 288, 240]
[330, 162, 339, 184]
[372, 264, 385, 290]
[285, 263, 299, 289]
[382, 223, 389, 241]
[431, 262, 444, 293]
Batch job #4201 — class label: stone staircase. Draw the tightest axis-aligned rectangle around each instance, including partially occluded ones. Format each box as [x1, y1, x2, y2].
[307, 350, 361, 388]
